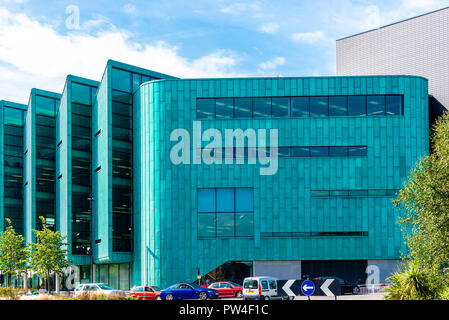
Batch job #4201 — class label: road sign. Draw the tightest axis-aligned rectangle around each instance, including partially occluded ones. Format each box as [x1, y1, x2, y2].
[301, 280, 315, 296]
[314, 278, 341, 296]
[277, 280, 302, 297]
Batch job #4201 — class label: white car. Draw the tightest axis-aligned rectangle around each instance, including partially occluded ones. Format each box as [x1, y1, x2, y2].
[243, 276, 290, 300]
[74, 283, 123, 297]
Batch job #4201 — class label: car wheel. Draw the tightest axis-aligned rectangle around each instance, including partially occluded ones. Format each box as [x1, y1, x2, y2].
[156, 296, 161, 300]
[236, 291, 243, 298]
[199, 292, 208, 300]
[264, 296, 270, 300]
[352, 287, 360, 295]
[165, 294, 174, 300]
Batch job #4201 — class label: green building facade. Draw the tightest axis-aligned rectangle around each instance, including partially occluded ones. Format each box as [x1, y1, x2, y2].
[0, 60, 429, 290]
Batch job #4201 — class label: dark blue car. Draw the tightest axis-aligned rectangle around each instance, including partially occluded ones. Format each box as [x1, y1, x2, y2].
[160, 283, 219, 300]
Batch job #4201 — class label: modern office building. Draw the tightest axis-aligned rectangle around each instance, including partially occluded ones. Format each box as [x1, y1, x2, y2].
[337, 6, 449, 120]
[0, 59, 430, 289]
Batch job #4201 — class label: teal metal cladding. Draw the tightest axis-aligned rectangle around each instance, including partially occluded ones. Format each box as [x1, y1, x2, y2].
[133, 76, 429, 288]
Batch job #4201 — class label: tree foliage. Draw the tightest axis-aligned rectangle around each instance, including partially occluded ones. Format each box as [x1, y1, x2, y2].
[387, 112, 449, 299]
[0, 218, 28, 287]
[28, 216, 70, 290]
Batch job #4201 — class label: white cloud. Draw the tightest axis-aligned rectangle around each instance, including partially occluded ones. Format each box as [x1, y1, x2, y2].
[291, 31, 326, 44]
[0, 7, 242, 103]
[257, 22, 280, 34]
[220, 3, 261, 15]
[401, 0, 439, 9]
[258, 57, 285, 70]
[123, 3, 137, 15]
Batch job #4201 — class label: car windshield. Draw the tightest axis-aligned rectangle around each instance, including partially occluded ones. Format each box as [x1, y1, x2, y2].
[98, 284, 114, 290]
[244, 280, 258, 289]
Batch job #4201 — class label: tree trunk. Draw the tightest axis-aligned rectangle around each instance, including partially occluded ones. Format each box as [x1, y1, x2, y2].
[7, 274, 11, 288]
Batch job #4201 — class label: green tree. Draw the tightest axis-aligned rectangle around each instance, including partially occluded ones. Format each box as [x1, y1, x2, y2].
[0, 218, 28, 287]
[388, 111, 449, 299]
[28, 216, 70, 291]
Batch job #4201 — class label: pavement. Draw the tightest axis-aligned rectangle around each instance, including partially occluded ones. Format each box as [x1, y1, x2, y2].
[294, 293, 384, 300]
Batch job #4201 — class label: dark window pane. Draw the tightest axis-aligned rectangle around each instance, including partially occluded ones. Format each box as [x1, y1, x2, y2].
[112, 102, 132, 117]
[72, 114, 91, 128]
[386, 96, 402, 116]
[198, 213, 216, 238]
[368, 190, 387, 196]
[111, 127, 132, 142]
[235, 213, 253, 237]
[271, 97, 290, 118]
[348, 96, 367, 116]
[217, 213, 234, 237]
[112, 90, 132, 104]
[35, 95, 56, 116]
[311, 190, 330, 197]
[112, 68, 132, 92]
[234, 98, 252, 118]
[4, 108, 24, 126]
[292, 147, 310, 157]
[310, 147, 329, 157]
[291, 97, 309, 117]
[330, 190, 349, 196]
[329, 147, 348, 157]
[310, 97, 328, 117]
[348, 190, 368, 196]
[72, 103, 91, 117]
[348, 146, 367, 156]
[215, 98, 234, 119]
[72, 82, 92, 105]
[367, 96, 386, 116]
[253, 98, 271, 118]
[329, 96, 347, 116]
[112, 114, 132, 129]
[275, 147, 290, 157]
[197, 99, 215, 119]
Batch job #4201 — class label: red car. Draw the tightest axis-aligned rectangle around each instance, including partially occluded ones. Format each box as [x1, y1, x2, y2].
[129, 285, 162, 300]
[208, 282, 243, 298]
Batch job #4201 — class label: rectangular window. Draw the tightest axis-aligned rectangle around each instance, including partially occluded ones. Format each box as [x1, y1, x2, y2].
[215, 98, 234, 119]
[112, 68, 132, 92]
[198, 188, 253, 238]
[35, 95, 56, 116]
[253, 98, 271, 118]
[348, 146, 367, 157]
[329, 147, 348, 157]
[310, 147, 329, 157]
[367, 96, 386, 116]
[197, 99, 215, 119]
[291, 97, 309, 117]
[234, 98, 252, 118]
[329, 96, 347, 116]
[292, 147, 310, 157]
[348, 96, 367, 116]
[271, 97, 290, 118]
[386, 96, 402, 115]
[72, 82, 92, 105]
[310, 97, 328, 117]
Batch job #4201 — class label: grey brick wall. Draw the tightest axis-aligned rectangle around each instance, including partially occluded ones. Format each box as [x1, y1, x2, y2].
[337, 7, 449, 110]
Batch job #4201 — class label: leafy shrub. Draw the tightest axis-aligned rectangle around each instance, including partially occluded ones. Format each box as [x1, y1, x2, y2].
[0, 287, 25, 300]
[384, 262, 439, 300]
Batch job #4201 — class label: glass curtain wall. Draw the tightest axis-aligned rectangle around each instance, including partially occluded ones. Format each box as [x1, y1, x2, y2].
[110, 67, 155, 252]
[71, 81, 97, 255]
[3, 107, 25, 234]
[35, 95, 59, 231]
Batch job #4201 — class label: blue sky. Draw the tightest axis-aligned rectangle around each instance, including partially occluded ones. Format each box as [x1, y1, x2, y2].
[1, 0, 449, 102]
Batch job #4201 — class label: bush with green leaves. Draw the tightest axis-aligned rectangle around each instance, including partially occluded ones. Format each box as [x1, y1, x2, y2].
[386, 112, 449, 300]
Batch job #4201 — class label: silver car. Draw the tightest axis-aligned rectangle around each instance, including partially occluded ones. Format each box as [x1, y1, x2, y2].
[74, 283, 123, 297]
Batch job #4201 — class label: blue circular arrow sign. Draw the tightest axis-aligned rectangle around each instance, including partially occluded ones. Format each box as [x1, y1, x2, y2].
[301, 280, 315, 296]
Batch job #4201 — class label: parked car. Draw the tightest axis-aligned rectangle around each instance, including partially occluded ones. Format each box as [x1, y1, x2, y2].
[242, 276, 289, 300]
[129, 285, 162, 300]
[313, 276, 360, 295]
[160, 283, 219, 300]
[208, 281, 243, 298]
[73, 283, 123, 297]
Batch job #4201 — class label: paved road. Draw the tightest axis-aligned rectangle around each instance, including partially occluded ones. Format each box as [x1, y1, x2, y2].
[221, 293, 385, 301]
